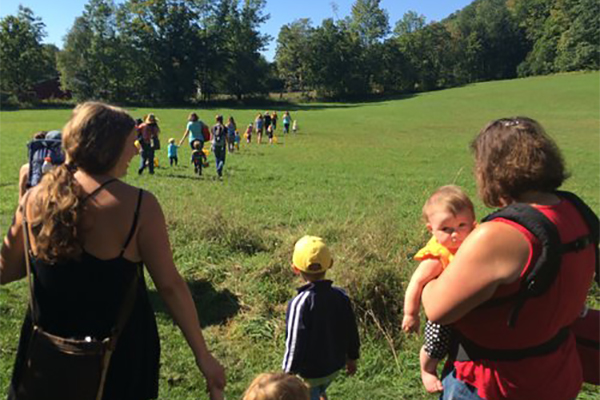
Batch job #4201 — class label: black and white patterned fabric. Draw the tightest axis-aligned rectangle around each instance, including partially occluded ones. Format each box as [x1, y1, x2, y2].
[424, 320, 452, 360]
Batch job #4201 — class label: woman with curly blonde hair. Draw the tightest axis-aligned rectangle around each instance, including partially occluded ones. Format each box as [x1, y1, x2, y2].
[1, 102, 225, 400]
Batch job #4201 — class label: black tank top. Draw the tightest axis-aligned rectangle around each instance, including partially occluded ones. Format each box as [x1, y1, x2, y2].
[10, 180, 160, 400]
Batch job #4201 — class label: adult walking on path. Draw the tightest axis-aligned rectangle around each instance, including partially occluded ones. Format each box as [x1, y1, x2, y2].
[226, 116, 237, 153]
[138, 113, 160, 175]
[255, 113, 264, 144]
[282, 111, 292, 134]
[1, 102, 226, 400]
[179, 112, 206, 150]
[421, 117, 597, 400]
[212, 115, 228, 179]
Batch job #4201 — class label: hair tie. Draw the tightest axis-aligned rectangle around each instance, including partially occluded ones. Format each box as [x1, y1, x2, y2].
[65, 162, 78, 173]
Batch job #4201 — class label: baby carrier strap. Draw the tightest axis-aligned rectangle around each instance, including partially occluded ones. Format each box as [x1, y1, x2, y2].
[454, 191, 598, 363]
[478, 191, 598, 327]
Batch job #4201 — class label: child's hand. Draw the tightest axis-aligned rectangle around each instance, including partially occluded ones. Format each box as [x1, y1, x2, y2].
[346, 359, 357, 376]
[402, 314, 420, 333]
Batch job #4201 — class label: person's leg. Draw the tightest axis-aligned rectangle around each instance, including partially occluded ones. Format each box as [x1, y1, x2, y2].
[169, 157, 173, 167]
[148, 149, 155, 174]
[139, 151, 146, 174]
[440, 370, 484, 400]
[308, 386, 321, 400]
[174, 156, 178, 166]
[421, 346, 443, 393]
[215, 147, 225, 177]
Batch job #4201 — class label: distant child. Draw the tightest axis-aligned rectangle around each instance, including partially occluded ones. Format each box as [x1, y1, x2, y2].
[255, 113, 264, 144]
[283, 235, 360, 400]
[227, 116, 237, 153]
[245, 123, 253, 143]
[190, 140, 207, 176]
[402, 185, 477, 393]
[266, 124, 274, 144]
[167, 138, 179, 166]
[234, 130, 241, 151]
[292, 119, 298, 133]
[243, 373, 309, 400]
[282, 111, 292, 134]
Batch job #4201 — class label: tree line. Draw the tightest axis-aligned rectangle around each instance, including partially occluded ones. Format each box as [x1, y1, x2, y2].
[0, 0, 598, 105]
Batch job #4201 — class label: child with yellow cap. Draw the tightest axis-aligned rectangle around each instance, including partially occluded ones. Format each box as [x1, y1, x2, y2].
[401, 185, 477, 393]
[283, 235, 360, 400]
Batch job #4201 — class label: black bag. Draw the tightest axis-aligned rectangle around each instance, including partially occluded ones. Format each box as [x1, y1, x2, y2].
[152, 135, 161, 150]
[16, 195, 139, 400]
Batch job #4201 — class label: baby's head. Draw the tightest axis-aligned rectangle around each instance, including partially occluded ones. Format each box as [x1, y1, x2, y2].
[292, 235, 333, 282]
[193, 141, 201, 150]
[243, 373, 309, 400]
[169, 138, 175, 144]
[422, 185, 476, 251]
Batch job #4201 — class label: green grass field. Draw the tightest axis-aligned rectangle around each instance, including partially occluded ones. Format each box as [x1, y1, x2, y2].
[1, 72, 599, 399]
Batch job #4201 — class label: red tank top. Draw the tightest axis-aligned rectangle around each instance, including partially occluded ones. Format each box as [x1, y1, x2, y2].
[453, 199, 595, 400]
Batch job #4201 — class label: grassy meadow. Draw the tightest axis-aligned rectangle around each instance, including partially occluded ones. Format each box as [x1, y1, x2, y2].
[1, 72, 599, 399]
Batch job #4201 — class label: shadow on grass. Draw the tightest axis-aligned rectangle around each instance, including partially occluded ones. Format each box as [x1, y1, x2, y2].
[149, 279, 240, 328]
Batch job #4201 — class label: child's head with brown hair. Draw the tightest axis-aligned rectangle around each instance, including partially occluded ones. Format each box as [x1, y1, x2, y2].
[243, 373, 309, 400]
[292, 235, 333, 282]
[471, 116, 568, 207]
[193, 140, 201, 150]
[422, 185, 476, 252]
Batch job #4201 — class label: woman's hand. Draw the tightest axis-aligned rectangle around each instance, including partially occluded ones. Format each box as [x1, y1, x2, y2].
[196, 351, 226, 399]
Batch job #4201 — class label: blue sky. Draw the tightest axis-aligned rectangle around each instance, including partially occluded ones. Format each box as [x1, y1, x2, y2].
[0, 0, 473, 61]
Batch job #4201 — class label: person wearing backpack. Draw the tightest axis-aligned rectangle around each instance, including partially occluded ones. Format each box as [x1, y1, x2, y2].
[421, 117, 597, 400]
[19, 130, 65, 201]
[1, 102, 226, 400]
[211, 115, 228, 179]
[138, 113, 160, 175]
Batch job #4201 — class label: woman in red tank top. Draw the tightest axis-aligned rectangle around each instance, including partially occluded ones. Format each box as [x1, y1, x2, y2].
[421, 117, 596, 400]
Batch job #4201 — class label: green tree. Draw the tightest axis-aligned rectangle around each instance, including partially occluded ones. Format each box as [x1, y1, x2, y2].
[398, 22, 456, 91]
[58, 0, 132, 102]
[348, 0, 389, 46]
[393, 10, 425, 37]
[305, 19, 367, 98]
[0, 6, 52, 102]
[275, 18, 313, 92]
[120, 0, 205, 104]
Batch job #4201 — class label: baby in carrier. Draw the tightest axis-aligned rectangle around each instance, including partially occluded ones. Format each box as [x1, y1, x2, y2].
[402, 185, 477, 393]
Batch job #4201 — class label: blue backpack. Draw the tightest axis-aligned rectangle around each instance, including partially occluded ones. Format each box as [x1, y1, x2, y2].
[27, 137, 65, 188]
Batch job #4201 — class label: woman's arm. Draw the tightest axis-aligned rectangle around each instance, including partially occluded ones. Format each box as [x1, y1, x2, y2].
[137, 192, 225, 397]
[1, 205, 26, 285]
[402, 259, 443, 333]
[422, 222, 530, 325]
[179, 128, 189, 146]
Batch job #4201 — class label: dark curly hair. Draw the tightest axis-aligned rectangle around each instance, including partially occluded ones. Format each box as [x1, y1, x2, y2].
[471, 117, 569, 207]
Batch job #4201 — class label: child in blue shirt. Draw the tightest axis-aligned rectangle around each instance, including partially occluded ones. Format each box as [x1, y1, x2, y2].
[168, 138, 179, 166]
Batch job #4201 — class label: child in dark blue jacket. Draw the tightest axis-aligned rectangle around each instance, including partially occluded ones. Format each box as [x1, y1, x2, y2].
[283, 235, 360, 400]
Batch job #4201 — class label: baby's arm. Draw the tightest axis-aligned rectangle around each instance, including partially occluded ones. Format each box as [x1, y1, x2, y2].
[402, 259, 444, 333]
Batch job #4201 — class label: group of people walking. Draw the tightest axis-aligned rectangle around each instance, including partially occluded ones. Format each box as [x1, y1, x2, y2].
[1, 102, 596, 400]
[137, 110, 296, 180]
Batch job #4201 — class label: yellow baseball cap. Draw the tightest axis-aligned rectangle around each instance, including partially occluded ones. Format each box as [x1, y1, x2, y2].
[292, 235, 333, 274]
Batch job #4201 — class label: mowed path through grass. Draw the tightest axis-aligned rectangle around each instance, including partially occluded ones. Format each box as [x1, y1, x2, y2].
[1, 72, 598, 399]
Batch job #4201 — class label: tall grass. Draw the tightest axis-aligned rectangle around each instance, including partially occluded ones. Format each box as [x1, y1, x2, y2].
[1, 72, 598, 399]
